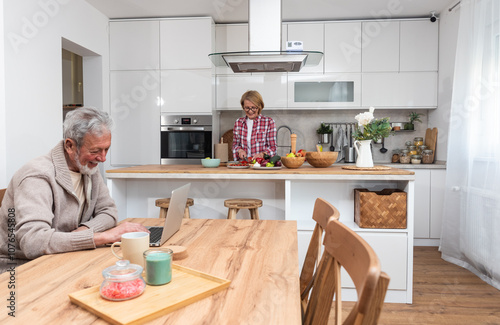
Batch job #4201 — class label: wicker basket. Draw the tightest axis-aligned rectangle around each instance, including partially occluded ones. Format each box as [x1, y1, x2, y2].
[354, 188, 407, 229]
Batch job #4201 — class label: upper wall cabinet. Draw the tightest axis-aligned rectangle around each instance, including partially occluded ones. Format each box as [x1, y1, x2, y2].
[400, 20, 438, 71]
[324, 22, 362, 73]
[361, 21, 400, 72]
[216, 74, 287, 110]
[286, 23, 324, 73]
[214, 24, 249, 74]
[160, 18, 214, 69]
[110, 20, 160, 70]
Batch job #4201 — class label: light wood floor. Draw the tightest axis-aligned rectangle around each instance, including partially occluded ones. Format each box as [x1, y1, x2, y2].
[336, 246, 500, 324]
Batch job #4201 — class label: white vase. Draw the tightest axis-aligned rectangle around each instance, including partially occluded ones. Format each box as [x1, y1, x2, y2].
[353, 139, 374, 168]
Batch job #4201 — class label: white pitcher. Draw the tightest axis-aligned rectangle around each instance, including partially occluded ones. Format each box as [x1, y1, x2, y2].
[353, 139, 374, 168]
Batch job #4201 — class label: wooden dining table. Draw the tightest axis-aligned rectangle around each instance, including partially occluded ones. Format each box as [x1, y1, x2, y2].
[0, 218, 301, 324]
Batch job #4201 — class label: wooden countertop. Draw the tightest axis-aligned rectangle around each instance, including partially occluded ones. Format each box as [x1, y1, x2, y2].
[0, 219, 301, 324]
[107, 164, 415, 176]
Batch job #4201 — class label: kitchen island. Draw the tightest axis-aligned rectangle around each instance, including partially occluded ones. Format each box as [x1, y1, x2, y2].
[106, 164, 415, 303]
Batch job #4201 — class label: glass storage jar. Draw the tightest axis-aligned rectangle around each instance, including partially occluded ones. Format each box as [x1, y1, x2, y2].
[411, 154, 422, 164]
[100, 260, 146, 301]
[418, 145, 428, 154]
[408, 145, 418, 156]
[400, 149, 411, 164]
[422, 149, 434, 164]
[414, 137, 424, 147]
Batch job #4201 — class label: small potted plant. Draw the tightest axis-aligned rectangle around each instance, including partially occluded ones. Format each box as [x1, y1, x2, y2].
[404, 112, 424, 130]
[316, 123, 333, 143]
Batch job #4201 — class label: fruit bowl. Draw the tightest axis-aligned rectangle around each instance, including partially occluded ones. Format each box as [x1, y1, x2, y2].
[201, 158, 220, 168]
[305, 152, 338, 168]
[280, 156, 305, 169]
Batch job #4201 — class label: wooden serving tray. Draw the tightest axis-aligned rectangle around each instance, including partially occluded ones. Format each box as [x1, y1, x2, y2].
[69, 264, 231, 325]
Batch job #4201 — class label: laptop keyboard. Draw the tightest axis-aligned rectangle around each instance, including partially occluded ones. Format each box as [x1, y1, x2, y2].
[148, 227, 163, 243]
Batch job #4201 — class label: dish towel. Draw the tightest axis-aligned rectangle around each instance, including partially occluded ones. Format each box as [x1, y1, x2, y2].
[335, 126, 348, 162]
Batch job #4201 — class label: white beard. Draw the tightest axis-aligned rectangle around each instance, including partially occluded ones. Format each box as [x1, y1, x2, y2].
[74, 151, 99, 175]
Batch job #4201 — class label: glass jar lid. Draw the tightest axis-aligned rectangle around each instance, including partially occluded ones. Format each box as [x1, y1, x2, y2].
[102, 260, 143, 282]
[422, 149, 434, 154]
[414, 137, 424, 141]
[408, 145, 417, 150]
[401, 149, 410, 153]
[411, 154, 422, 159]
[405, 141, 412, 146]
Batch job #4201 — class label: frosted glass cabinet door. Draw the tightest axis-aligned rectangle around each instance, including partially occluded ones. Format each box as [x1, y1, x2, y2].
[288, 73, 361, 108]
[160, 18, 213, 70]
[325, 22, 362, 73]
[110, 71, 160, 166]
[110, 21, 160, 70]
[160, 69, 212, 114]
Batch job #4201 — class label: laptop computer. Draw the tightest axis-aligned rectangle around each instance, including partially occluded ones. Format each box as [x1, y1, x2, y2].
[148, 183, 191, 247]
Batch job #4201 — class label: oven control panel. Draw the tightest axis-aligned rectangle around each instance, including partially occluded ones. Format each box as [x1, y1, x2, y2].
[161, 114, 212, 126]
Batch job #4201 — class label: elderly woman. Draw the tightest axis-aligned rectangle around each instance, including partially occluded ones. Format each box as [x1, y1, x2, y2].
[232, 90, 277, 161]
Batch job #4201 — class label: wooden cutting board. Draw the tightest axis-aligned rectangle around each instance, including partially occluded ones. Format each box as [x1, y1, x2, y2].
[69, 264, 230, 325]
[424, 128, 438, 163]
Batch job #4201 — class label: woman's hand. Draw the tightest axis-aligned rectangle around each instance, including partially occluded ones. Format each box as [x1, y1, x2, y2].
[252, 152, 265, 160]
[238, 149, 247, 160]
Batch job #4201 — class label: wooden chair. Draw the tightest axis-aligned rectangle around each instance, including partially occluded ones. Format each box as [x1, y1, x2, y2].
[224, 198, 262, 220]
[303, 218, 390, 325]
[0, 188, 6, 207]
[300, 198, 340, 315]
[155, 197, 194, 219]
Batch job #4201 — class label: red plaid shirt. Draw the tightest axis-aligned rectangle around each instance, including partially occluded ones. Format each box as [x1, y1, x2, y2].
[232, 115, 277, 160]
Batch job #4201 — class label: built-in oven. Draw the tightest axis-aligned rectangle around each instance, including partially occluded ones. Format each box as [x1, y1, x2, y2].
[160, 114, 213, 165]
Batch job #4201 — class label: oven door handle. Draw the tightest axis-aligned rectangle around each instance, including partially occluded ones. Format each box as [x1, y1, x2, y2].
[161, 126, 211, 131]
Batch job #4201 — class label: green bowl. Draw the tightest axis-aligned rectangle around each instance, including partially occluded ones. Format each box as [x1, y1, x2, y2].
[201, 158, 220, 168]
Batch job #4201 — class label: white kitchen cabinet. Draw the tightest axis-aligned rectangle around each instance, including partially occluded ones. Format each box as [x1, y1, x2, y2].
[411, 169, 431, 238]
[430, 169, 446, 238]
[214, 24, 249, 74]
[324, 21, 362, 73]
[362, 72, 438, 108]
[286, 23, 324, 73]
[361, 21, 399, 72]
[160, 18, 214, 70]
[288, 73, 361, 108]
[216, 74, 287, 109]
[110, 71, 160, 166]
[160, 69, 212, 113]
[400, 20, 439, 72]
[110, 20, 160, 70]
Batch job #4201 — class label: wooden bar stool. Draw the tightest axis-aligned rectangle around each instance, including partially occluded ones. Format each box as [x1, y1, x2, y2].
[224, 198, 262, 220]
[155, 198, 194, 219]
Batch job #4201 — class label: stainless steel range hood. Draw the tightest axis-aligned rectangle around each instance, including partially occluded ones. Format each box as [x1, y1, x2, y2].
[208, 0, 323, 73]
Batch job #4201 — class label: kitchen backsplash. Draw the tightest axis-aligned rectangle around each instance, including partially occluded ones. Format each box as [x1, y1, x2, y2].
[218, 109, 429, 163]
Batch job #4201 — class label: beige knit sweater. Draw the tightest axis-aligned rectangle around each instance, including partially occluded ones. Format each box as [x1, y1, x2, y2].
[0, 141, 117, 270]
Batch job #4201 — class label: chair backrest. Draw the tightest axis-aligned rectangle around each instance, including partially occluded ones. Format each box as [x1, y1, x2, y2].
[300, 198, 340, 313]
[0, 188, 6, 208]
[303, 218, 390, 325]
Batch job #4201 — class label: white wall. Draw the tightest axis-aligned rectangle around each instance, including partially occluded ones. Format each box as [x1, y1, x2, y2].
[0, 0, 7, 187]
[432, 2, 461, 162]
[1, 0, 109, 186]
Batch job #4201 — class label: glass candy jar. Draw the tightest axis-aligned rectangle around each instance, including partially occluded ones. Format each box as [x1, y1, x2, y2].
[418, 145, 428, 154]
[422, 149, 434, 164]
[100, 260, 146, 301]
[400, 149, 411, 164]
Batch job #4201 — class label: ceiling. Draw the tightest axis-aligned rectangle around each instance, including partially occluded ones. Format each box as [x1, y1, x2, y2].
[84, 0, 455, 24]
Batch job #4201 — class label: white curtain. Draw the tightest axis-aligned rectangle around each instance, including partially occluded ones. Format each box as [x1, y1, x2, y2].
[440, 0, 500, 289]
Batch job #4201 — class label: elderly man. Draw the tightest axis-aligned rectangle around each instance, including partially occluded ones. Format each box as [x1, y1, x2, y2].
[0, 107, 148, 273]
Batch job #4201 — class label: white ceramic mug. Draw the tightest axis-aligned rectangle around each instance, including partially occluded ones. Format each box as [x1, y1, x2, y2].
[111, 232, 150, 268]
